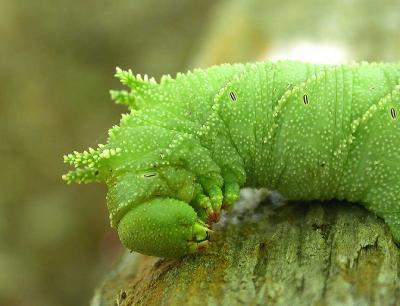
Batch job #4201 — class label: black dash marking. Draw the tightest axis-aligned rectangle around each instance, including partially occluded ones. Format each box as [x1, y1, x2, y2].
[390, 108, 397, 119]
[229, 91, 237, 101]
[144, 172, 157, 178]
[303, 94, 309, 105]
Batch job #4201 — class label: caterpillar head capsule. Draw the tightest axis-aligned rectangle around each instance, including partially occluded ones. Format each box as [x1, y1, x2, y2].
[117, 197, 211, 257]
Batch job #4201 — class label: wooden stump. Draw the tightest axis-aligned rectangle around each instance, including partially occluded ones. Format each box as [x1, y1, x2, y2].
[91, 191, 400, 306]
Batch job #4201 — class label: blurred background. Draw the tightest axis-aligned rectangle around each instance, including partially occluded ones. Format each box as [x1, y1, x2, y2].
[1, 0, 399, 305]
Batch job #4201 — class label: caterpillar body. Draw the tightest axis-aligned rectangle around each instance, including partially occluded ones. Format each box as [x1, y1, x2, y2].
[63, 61, 400, 257]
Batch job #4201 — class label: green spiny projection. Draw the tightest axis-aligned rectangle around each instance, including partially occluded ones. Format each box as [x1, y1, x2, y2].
[63, 60, 400, 257]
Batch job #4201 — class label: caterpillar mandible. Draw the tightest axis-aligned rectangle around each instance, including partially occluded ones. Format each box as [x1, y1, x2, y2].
[63, 60, 400, 257]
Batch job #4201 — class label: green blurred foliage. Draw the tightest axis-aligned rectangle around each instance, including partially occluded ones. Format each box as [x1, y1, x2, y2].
[0, 1, 217, 305]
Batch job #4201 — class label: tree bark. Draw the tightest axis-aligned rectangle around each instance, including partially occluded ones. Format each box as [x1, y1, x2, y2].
[91, 191, 400, 306]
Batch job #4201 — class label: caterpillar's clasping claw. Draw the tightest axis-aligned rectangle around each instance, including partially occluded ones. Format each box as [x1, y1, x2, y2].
[190, 240, 209, 253]
[188, 222, 212, 253]
[206, 207, 221, 223]
[207, 210, 221, 223]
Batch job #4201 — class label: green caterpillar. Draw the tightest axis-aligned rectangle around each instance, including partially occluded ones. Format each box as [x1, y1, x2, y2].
[63, 60, 400, 257]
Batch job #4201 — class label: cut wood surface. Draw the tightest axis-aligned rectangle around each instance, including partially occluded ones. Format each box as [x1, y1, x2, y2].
[91, 191, 400, 306]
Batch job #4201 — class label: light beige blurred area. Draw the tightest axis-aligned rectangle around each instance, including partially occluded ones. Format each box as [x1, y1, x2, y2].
[193, 0, 400, 66]
[1, 0, 399, 305]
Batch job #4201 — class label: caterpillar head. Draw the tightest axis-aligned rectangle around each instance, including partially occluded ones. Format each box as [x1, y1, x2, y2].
[62, 67, 242, 257]
[63, 151, 212, 257]
[118, 197, 210, 257]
